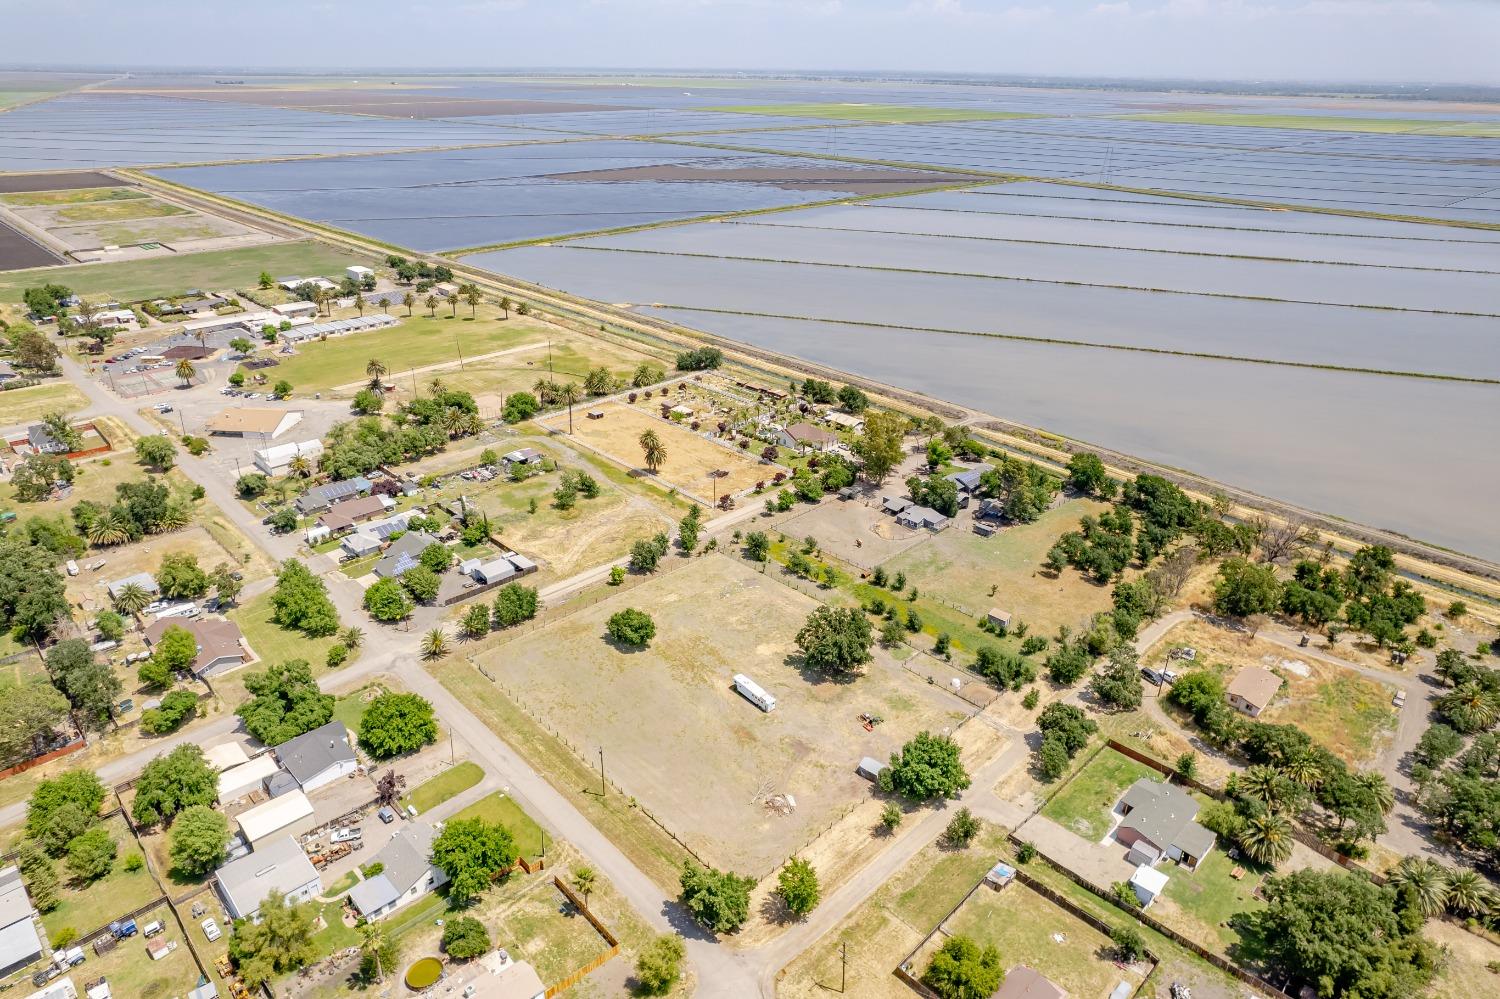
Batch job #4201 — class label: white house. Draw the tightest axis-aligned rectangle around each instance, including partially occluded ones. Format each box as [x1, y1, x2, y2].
[237, 790, 314, 844]
[215, 836, 321, 922]
[274, 720, 358, 794]
[271, 301, 317, 319]
[346, 824, 448, 920]
[346, 265, 375, 283]
[253, 439, 323, 477]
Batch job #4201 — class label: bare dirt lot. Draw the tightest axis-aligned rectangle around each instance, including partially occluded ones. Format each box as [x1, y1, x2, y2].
[0, 218, 61, 269]
[538, 400, 770, 501]
[779, 496, 928, 570]
[473, 555, 970, 876]
[0, 171, 123, 194]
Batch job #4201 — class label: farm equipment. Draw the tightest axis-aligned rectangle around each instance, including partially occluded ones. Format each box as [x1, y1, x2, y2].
[309, 841, 361, 869]
[859, 712, 884, 731]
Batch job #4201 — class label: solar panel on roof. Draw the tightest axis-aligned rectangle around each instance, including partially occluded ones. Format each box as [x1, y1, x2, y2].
[391, 552, 418, 575]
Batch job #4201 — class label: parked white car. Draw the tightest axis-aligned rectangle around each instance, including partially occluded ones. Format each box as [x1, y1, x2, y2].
[201, 918, 221, 942]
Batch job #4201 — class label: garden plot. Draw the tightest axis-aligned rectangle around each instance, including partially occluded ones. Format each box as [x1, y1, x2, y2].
[473, 554, 968, 876]
[537, 400, 770, 501]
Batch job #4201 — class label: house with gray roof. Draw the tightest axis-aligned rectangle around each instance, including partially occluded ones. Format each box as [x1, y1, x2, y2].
[372, 531, 436, 579]
[215, 835, 321, 922]
[105, 571, 159, 600]
[347, 823, 448, 920]
[1114, 778, 1216, 872]
[946, 468, 985, 493]
[273, 720, 357, 794]
[896, 505, 950, 531]
[295, 476, 372, 515]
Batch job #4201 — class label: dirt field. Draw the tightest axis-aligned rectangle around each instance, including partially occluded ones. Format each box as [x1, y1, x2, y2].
[66, 524, 248, 614]
[0, 380, 88, 427]
[0, 218, 60, 270]
[889, 497, 1116, 639]
[1425, 919, 1500, 999]
[0, 172, 125, 194]
[779, 496, 928, 570]
[539, 400, 770, 501]
[473, 555, 969, 876]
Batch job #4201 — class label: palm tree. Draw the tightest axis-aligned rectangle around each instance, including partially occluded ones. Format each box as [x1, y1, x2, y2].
[1240, 765, 1285, 809]
[460, 412, 482, 437]
[287, 454, 312, 478]
[572, 866, 597, 908]
[156, 503, 191, 533]
[402, 292, 415, 317]
[421, 628, 449, 660]
[1281, 753, 1323, 789]
[175, 358, 196, 387]
[441, 407, 467, 439]
[1238, 811, 1294, 867]
[1444, 868, 1495, 917]
[113, 582, 151, 615]
[359, 922, 389, 983]
[428, 378, 446, 397]
[87, 514, 130, 547]
[449, 294, 459, 319]
[1354, 771, 1395, 814]
[532, 377, 558, 406]
[1387, 858, 1449, 916]
[498, 296, 512, 320]
[425, 294, 438, 318]
[557, 382, 582, 434]
[584, 366, 612, 396]
[639, 429, 666, 473]
[366, 358, 387, 392]
[341, 625, 365, 650]
[353, 295, 366, 318]
[464, 284, 481, 318]
[1439, 684, 1500, 733]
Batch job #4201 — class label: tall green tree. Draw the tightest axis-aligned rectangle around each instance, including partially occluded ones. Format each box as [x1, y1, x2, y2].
[358, 693, 438, 759]
[679, 861, 754, 934]
[431, 819, 518, 906]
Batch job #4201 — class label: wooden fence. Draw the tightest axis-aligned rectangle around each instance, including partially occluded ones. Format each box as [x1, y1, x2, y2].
[545, 875, 621, 997]
[0, 736, 86, 782]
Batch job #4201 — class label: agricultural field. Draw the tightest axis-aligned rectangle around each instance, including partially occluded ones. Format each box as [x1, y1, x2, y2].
[0, 187, 151, 208]
[702, 103, 1039, 123]
[472, 554, 969, 876]
[0, 240, 368, 306]
[1143, 620, 1400, 765]
[538, 399, 770, 501]
[0, 380, 88, 427]
[1040, 747, 1160, 843]
[46, 197, 189, 224]
[921, 881, 1148, 998]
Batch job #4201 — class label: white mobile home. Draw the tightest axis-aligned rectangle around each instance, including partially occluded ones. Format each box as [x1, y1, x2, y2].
[732, 673, 776, 712]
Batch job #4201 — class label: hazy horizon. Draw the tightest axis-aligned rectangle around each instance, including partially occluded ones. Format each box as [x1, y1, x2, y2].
[2, 1, 1495, 87]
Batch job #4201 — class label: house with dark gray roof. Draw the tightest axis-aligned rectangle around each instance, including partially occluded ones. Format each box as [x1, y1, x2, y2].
[273, 720, 357, 794]
[295, 476, 372, 515]
[946, 468, 985, 493]
[372, 531, 436, 579]
[1114, 778, 1216, 872]
[347, 823, 448, 920]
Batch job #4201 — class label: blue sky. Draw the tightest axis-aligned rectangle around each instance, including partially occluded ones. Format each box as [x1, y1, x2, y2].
[6, 1, 1495, 84]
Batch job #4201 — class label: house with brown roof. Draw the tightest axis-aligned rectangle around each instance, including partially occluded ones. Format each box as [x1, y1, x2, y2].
[206, 407, 303, 439]
[777, 422, 838, 452]
[143, 616, 249, 678]
[316, 494, 395, 535]
[996, 966, 1067, 999]
[162, 344, 216, 361]
[1226, 666, 1282, 717]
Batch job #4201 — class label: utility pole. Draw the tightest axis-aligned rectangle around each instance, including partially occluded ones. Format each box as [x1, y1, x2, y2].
[598, 746, 605, 797]
[840, 942, 847, 993]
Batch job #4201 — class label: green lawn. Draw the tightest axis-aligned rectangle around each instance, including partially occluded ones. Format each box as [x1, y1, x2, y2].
[310, 898, 361, 957]
[331, 683, 386, 737]
[248, 313, 550, 393]
[1126, 112, 1500, 137]
[324, 869, 360, 896]
[1040, 748, 1160, 842]
[0, 241, 370, 305]
[228, 588, 342, 677]
[452, 791, 546, 862]
[400, 761, 484, 815]
[1, 188, 149, 207]
[1159, 844, 1266, 954]
[39, 818, 162, 944]
[702, 103, 1041, 123]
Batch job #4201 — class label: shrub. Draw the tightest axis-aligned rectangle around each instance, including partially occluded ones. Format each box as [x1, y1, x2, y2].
[606, 608, 656, 647]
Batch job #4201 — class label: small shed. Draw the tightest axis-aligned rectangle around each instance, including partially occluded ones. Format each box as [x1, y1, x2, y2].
[1129, 863, 1168, 909]
[205, 742, 250, 773]
[987, 608, 1013, 631]
[855, 757, 886, 782]
[586, 410, 605, 420]
[882, 496, 912, 515]
[984, 861, 1016, 888]
[475, 559, 517, 585]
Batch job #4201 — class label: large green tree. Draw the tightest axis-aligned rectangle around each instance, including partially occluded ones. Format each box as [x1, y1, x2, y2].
[271, 561, 340, 637]
[357, 693, 438, 759]
[795, 606, 873, 676]
[431, 818, 518, 906]
[0, 679, 70, 767]
[922, 935, 1003, 999]
[679, 861, 754, 934]
[229, 890, 319, 989]
[235, 659, 334, 746]
[132, 744, 217, 826]
[170, 804, 229, 876]
[879, 732, 970, 801]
